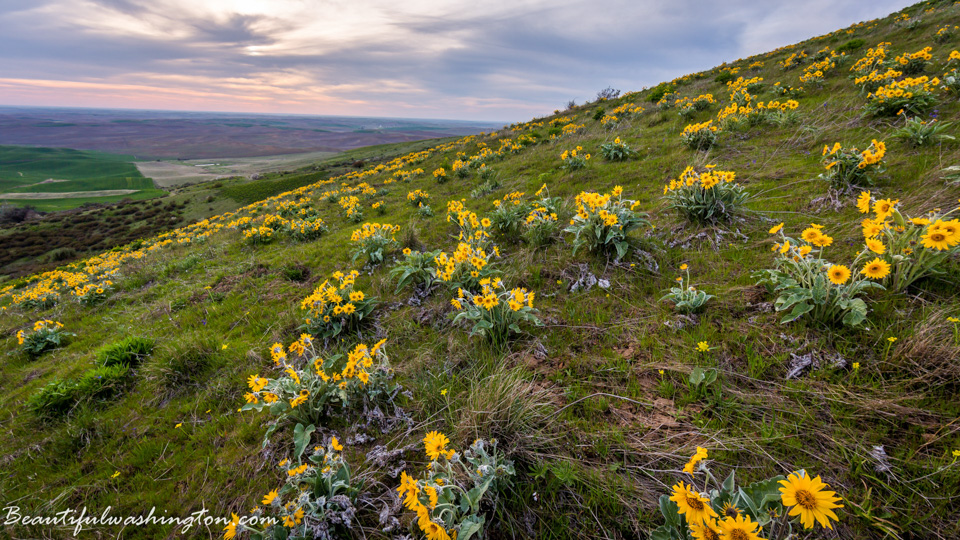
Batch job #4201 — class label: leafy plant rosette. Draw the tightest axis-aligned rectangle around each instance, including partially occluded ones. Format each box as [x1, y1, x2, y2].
[300, 270, 377, 339]
[233, 435, 359, 540]
[522, 187, 563, 247]
[17, 319, 74, 358]
[599, 137, 637, 161]
[855, 191, 960, 291]
[660, 265, 714, 314]
[489, 191, 532, 239]
[450, 278, 542, 343]
[242, 337, 399, 437]
[754, 224, 884, 328]
[662, 165, 750, 225]
[390, 248, 441, 293]
[564, 187, 649, 259]
[407, 189, 430, 207]
[651, 447, 843, 540]
[397, 434, 515, 540]
[350, 222, 400, 265]
[559, 146, 591, 170]
[818, 140, 886, 192]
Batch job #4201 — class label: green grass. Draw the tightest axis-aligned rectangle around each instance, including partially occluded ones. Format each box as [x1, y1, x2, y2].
[0, 190, 167, 212]
[2, 176, 156, 194]
[0, 145, 145, 188]
[2, 2, 960, 539]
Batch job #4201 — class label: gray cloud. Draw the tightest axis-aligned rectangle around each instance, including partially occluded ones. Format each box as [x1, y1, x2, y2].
[0, 0, 912, 121]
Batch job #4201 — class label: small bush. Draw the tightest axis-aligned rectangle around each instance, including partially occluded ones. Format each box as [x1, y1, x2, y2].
[835, 38, 865, 53]
[661, 264, 714, 314]
[96, 336, 155, 368]
[564, 187, 649, 259]
[451, 278, 542, 344]
[647, 83, 675, 103]
[714, 71, 734, 84]
[662, 166, 750, 225]
[595, 86, 620, 100]
[892, 116, 955, 147]
[26, 379, 78, 418]
[599, 137, 636, 161]
[74, 365, 132, 401]
[818, 140, 886, 191]
[350, 223, 400, 265]
[17, 320, 72, 359]
[390, 248, 440, 293]
[680, 121, 720, 151]
[148, 334, 223, 390]
[300, 270, 377, 339]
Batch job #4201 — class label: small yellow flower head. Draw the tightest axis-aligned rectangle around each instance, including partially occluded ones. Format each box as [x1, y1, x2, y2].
[680, 264, 688, 270]
[887, 337, 897, 343]
[441, 389, 448, 396]
[697, 341, 710, 353]
[852, 362, 860, 370]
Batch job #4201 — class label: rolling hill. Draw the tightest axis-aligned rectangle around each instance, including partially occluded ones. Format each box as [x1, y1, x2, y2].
[1, 1, 959, 539]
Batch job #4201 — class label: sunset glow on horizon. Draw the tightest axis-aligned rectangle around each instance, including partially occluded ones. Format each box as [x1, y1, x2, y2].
[0, 0, 911, 121]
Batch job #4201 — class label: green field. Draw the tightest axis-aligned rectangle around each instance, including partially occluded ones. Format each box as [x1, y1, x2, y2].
[0, 145, 161, 209]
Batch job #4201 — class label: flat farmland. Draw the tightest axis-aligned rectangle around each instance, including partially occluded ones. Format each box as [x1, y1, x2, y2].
[136, 150, 339, 187]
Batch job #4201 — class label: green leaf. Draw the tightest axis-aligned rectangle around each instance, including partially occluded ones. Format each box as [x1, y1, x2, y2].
[458, 516, 485, 540]
[293, 423, 315, 460]
[649, 524, 680, 540]
[781, 301, 813, 323]
[659, 494, 680, 526]
[722, 470, 736, 493]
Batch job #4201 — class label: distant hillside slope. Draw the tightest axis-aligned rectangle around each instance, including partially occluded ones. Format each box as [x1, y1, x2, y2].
[2, 2, 959, 539]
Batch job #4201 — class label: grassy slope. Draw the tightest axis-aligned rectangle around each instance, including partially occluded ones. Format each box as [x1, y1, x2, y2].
[2, 2, 960, 539]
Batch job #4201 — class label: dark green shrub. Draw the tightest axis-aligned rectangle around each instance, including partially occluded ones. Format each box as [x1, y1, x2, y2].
[147, 334, 224, 390]
[74, 365, 132, 401]
[714, 71, 734, 84]
[96, 336, 155, 368]
[26, 379, 79, 418]
[647, 83, 675, 103]
[836, 38, 865, 53]
[592, 107, 606, 121]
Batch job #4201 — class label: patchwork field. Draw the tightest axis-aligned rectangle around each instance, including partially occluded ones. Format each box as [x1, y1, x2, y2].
[0, 145, 165, 211]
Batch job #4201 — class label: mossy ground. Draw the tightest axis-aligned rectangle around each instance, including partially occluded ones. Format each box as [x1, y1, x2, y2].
[2, 2, 960, 538]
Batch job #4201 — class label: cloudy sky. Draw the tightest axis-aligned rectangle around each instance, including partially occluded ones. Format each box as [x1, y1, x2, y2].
[0, 0, 910, 122]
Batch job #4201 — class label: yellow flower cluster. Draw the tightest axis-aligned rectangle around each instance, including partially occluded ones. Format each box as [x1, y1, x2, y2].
[869, 75, 940, 102]
[779, 50, 808, 69]
[662, 166, 736, 194]
[338, 195, 362, 219]
[559, 146, 590, 161]
[681, 120, 718, 136]
[755, 99, 799, 111]
[350, 222, 400, 243]
[435, 242, 494, 282]
[850, 42, 890, 74]
[894, 46, 933, 65]
[407, 189, 429, 206]
[300, 270, 364, 324]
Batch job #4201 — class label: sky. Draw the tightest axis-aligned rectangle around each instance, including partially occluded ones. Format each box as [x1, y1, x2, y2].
[0, 0, 911, 122]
